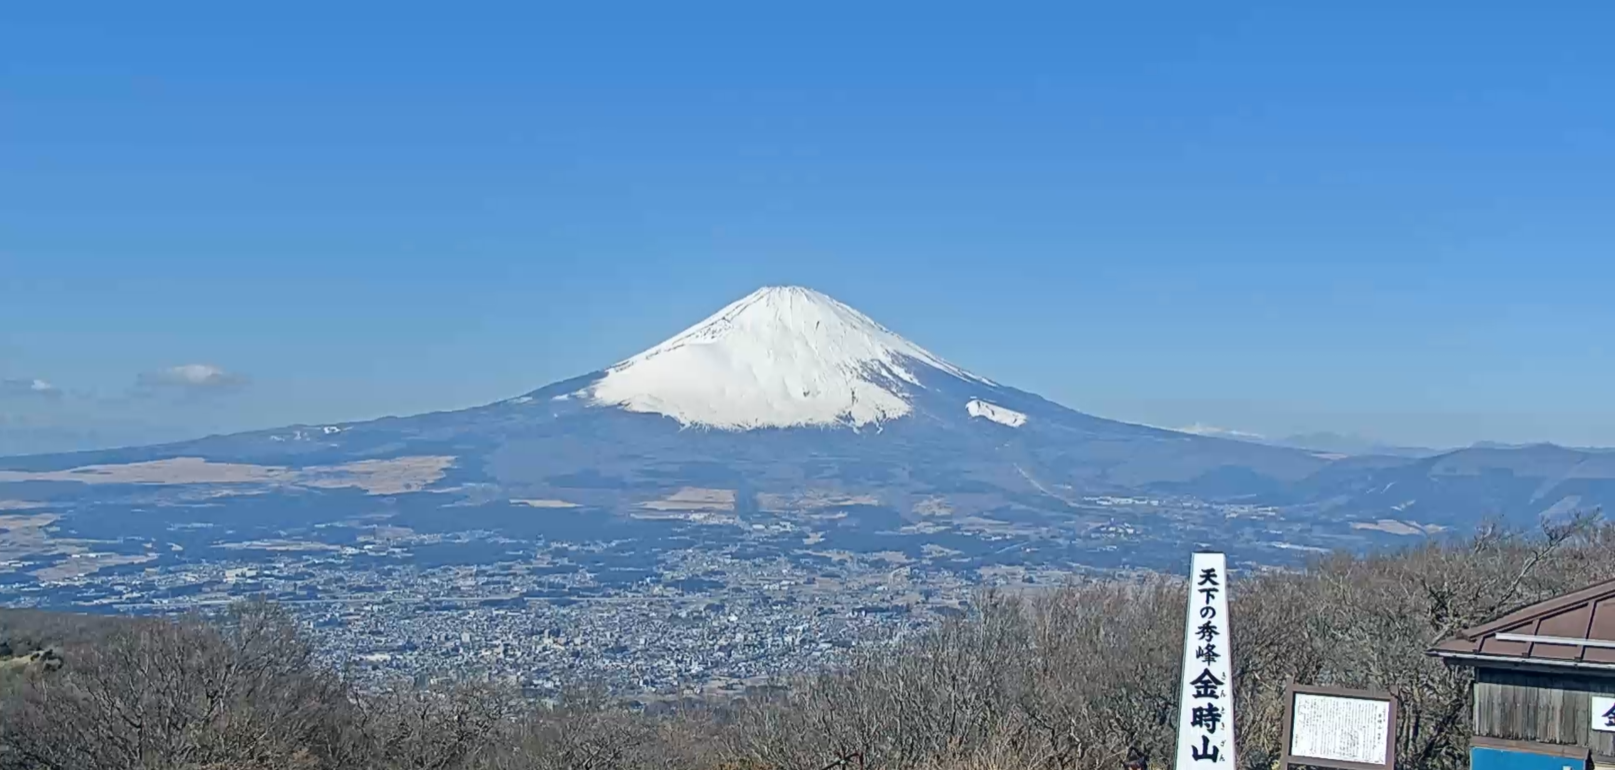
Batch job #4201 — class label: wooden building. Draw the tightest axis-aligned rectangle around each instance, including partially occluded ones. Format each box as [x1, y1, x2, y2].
[1431, 578, 1615, 770]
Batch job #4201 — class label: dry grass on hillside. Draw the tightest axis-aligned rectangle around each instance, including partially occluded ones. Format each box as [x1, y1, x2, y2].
[0, 455, 454, 495]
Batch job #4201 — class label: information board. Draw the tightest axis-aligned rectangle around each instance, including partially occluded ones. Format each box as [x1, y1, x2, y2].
[1279, 685, 1396, 770]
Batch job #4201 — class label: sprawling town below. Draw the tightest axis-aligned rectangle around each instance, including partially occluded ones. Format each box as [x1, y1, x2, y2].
[0, 488, 1417, 698]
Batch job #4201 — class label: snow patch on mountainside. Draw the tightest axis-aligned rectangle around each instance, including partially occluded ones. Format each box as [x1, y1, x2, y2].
[966, 399, 1027, 428]
[585, 286, 990, 430]
[1175, 422, 1266, 440]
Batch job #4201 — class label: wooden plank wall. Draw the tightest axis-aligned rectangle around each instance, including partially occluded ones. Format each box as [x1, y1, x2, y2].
[1474, 668, 1615, 757]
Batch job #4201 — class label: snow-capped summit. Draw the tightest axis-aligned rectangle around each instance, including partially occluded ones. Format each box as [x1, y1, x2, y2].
[585, 286, 991, 430]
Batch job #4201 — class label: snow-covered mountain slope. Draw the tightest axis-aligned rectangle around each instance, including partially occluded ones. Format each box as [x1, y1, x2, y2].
[585, 286, 991, 430]
[966, 399, 1027, 428]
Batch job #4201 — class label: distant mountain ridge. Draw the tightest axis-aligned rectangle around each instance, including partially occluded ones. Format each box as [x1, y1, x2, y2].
[2, 286, 1610, 529]
[1174, 425, 1442, 458]
[1272, 432, 1442, 458]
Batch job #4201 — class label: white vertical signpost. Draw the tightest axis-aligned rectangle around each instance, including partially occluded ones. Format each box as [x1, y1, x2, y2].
[1175, 552, 1236, 770]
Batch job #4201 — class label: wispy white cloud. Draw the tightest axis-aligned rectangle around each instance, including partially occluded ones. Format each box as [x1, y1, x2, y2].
[135, 363, 248, 394]
[0, 367, 250, 455]
[0, 378, 64, 399]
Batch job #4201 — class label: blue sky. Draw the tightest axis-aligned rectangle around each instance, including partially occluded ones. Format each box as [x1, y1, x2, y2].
[3, 2, 1614, 453]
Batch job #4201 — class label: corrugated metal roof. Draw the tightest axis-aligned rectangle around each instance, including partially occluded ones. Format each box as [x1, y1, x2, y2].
[1431, 578, 1615, 670]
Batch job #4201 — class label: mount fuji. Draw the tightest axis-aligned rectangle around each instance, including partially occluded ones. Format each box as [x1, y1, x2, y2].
[5, 286, 1615, 538]
[303, 284, 1328, 505]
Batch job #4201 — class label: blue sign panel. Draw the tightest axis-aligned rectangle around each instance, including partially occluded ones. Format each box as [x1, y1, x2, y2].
[1472, 747, 1586, 770]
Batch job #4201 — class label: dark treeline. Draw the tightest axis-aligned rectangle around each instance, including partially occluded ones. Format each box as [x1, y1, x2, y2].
[2, 514, 1610, 770]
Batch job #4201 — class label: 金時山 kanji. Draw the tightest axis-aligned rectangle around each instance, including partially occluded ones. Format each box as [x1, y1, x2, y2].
[1190, 735, 1221, 763]
[1191, 703, 1224, 734]
[1189, 668, 1224, 699]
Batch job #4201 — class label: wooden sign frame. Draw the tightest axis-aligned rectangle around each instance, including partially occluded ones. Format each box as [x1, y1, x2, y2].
[1278, 684, 1398, 770]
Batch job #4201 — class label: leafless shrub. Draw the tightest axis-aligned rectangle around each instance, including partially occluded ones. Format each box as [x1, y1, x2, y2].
[471, 687, 674, 770]
[0, 600, 346, 770]
[333, 680, 512, 770]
